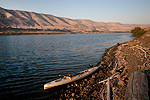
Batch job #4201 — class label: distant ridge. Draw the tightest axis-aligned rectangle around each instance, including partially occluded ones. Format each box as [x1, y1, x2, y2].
[0, 7, 150, 33]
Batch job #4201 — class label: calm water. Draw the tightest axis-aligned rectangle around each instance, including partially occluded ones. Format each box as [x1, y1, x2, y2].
[0, 33, 135, 99]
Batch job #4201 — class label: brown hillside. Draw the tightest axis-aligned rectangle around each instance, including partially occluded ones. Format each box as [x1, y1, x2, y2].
[0, 7, 150, 33]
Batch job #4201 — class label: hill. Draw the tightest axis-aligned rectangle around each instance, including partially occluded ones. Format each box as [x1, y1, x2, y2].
[0, 7, 150, 34]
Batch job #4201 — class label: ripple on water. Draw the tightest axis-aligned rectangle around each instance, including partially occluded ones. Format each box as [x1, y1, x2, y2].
[0, 33, 135, 99]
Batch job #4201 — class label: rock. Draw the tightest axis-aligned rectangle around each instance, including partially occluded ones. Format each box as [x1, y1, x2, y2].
[67, 85, 70, 88]
[59, 98, 62, 100]
[116, 43, 120, 46]
[75, 84, 78, 87]
[79, 84, 82, 87]
[76, 95, 79, 98]
[122, 74, 128, 81]
[116, 75, 121, 80]
[66, 90, 71, 93]
[82, 82, 85, 85]
[92, 75, 95, 78]
[101, 61, 105, 64]
[69, 98, 73, 100]
[121, 68, 128, 77]
[87, 81, 90, 84]
[110, 69, 116, 74]
[64, 93, 67, 97]
[72, 93, 75, 97]
[118, 80, 124, 86]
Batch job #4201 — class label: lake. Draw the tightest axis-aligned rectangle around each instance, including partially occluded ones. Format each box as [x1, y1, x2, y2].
[0, 33, 135, 99]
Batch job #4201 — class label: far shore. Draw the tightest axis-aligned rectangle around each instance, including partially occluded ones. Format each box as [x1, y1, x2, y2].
[0, 32, 131, 35]
[0, 27, 130, 35]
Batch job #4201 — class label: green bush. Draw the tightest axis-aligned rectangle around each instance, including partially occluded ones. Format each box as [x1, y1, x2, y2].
[131, 27, 147, 38]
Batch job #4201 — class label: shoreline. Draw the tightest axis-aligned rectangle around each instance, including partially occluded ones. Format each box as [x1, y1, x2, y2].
[58, 30, 150, 100]
[0, 31, 130, 35]
[0, 27, 130, 35]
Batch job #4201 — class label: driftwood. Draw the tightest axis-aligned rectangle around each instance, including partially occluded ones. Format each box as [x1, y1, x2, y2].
[125, 72, 149, 100]
[99, 73, 119, 84]
[108, 62, 112, 68]
[117, 65, 125, 70]
[99, 73, 119, 100]
[113, 60, 118, 70]
[130, 45, 147, 58]
[123, 56, 126, 61]
[102, 88, 105, 100]
[122, 43, 128, 46]
[99, 87, 104, 99]
[99, 85, 104, 93]
[107, 78, 110, 100]
[143, 62, 147, 67]
[137, 46, 147, 58]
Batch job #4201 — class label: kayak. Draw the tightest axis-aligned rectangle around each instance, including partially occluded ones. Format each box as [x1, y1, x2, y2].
[44, 66, 100, 90]
[44, 66, 99, 90]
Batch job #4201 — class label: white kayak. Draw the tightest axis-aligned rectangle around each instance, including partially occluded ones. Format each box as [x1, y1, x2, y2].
[44, 66, 100, 90]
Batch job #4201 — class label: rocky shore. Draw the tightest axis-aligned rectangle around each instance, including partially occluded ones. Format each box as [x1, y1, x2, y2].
[53, 31, 150, 100]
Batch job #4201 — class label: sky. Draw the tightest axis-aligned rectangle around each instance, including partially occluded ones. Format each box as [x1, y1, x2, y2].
[0, 0, 150, 24]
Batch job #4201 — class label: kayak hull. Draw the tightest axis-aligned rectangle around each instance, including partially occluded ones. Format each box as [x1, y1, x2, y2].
[44, 67, 99, 90]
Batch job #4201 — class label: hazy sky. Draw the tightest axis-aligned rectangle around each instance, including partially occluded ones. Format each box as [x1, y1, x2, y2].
[0, 0, 150, 24]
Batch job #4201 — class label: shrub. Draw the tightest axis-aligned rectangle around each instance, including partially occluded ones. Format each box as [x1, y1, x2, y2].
[131, 27, 147, 38]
